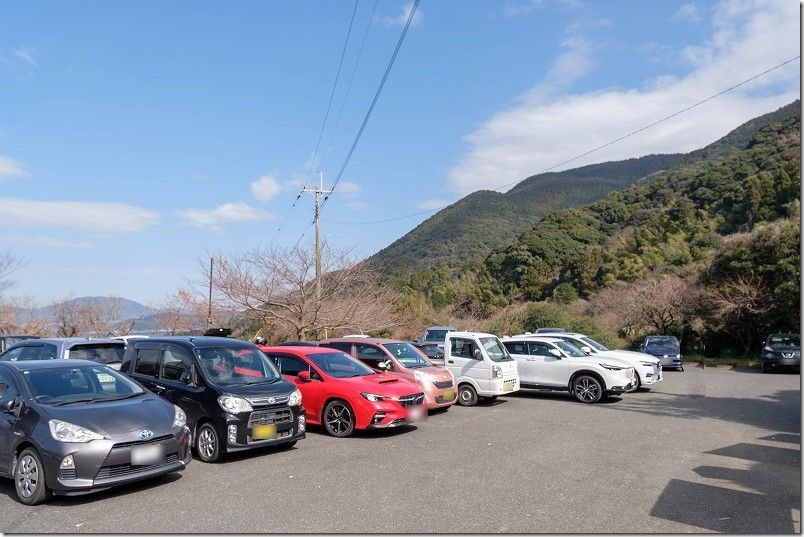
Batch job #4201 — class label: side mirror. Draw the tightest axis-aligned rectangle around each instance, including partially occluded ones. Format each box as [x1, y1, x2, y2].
[580, 346, 592, 355]
[298, 370, 311, 381]
[376, 361, 388, 370]
[473, 348, 483, 361]
[1, 398, 15, 413]
[179, 371, 192, 385]
[548, 349, 562, 358]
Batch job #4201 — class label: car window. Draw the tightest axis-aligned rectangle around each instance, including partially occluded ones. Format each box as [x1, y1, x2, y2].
[554, 340, 587, 357]
[424, 329, 452, 342]
[527, 342, 553, 357]
[769, 335, 800, 347]
[382, 343, 431, 368]
[23, 365, 145, 403]
[451, 338, 477, 359]
[0, 347, 27, 362]
[481, 337, 513, 362]
[134, 348, 161, 377]
[197, 346, 281, 386]
[162, 345, 192, 381]
[645, 336, 679, 348]
[323, 342, 353, 354]
[278, 355, 309, 377]
[503, 341, 527, 355]
[0, 371, 19, 405]
[70, 344, 125, 365]
[41, 344, 58, 360]
[356, 344, 389, 369]
[307, 351, 375, 378]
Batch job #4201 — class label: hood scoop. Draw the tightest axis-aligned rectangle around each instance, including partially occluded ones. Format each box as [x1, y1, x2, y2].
[378, 378, 398, 384]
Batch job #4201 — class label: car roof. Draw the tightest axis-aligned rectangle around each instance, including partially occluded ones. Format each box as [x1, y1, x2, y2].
[448, 331, 498, 338]
[134, 336, 252, 349]
[1, 359, 102, 371]
[501, 336, 564, 343]
[320, 337, 404, 345]
[266, 346, 345, 356]
[14, 337, 124, 346]
[425, 326, 457, 330]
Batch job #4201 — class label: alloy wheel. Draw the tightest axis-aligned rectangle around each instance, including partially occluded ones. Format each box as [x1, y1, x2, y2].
[325, 402, 353, 436]
[574, 376, 602, 403]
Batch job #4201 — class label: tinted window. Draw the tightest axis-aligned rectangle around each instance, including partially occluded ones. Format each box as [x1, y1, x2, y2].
[134, 348, 161, 376]
[41, 344, 58, 360]
[527, 342, 553, 357]
[451, 338, 477, 359]
[307, 352, 375, 378]
[0, 371, 19, 405]
[69, 343, 125, 365]
[278, 355, 309, 377]
[0, 347, 27, 362]
[356, 344, 387, 368]
[382, 343, 431, 368]
[23, 365, 145, 403]
[323, 342, 353, 354]
[503, 341, 527, 355]
[162, 345, 191, 381]
[424, 329, 452, 342]
[769, 334, 800, 347]
[197, 346, 281, 386]
[645, 336, 679, 348]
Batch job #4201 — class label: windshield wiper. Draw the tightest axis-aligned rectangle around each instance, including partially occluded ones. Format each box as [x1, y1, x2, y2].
[51, 397, 100, 406]
[93, 392, 144, 402]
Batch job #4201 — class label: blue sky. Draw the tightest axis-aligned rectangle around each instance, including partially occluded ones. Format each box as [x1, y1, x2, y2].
[0, 0, 799, 306]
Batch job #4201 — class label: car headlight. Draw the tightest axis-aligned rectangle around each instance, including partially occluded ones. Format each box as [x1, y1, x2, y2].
[764, 346, 773, 352]
[288, 389, 302, 407]
[639, 361, 655, 367]
[218, 395, 253, 414]
[360, 392, 385, 402]
[173, 405, 187, 428]
[492, 365, 503, 379]
[600, 364, 623, 370]
[414, 371, 427, 382]
[49, 419, 104, 443]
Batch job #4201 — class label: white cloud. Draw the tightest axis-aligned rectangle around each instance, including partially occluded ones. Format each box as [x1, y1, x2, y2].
[251, 174, 282, 202]
[376, 2, 422, 28]
[0, 198, 159, 233]
[13, 47, 39, 66]
[2, 235, 95, 249]
[414, 198, 451, 211]
[448, 0, 800, 195]
[336, 181, 361, 195]
[0, 156, 28, 180]
[504, 0, 544, 17]
[674, 2, 704, 22]
[178, 203, 271, 228]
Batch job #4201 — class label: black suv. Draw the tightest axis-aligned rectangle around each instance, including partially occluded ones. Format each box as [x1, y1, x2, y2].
[121, 336, 305, 462]
[760, 333, 800, 373]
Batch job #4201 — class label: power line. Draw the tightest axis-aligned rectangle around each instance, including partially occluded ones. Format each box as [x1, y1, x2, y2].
[320, 0, 420, 211]
[321, 55, 800, 226]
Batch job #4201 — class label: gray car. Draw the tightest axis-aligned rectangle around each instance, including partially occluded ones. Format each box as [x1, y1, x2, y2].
[0, 338, 125, 370]
[760, 333, 800, 373]
[0, 359, 191, 505]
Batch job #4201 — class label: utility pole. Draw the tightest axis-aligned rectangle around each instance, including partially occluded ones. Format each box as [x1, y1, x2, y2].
[301, 172, 334, 339]
[207, 256, 214, 329]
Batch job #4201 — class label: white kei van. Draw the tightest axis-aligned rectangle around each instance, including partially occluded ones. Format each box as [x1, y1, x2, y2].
[444, 332, 520, 406]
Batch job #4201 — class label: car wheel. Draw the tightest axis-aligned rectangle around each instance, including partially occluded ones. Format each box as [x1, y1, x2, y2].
[457, 384, 478, 406]
[14, 448, 51, 505]
[323, 400, 355, 437]
[196, 423, 221, 463]
[572, 375, 603, 404]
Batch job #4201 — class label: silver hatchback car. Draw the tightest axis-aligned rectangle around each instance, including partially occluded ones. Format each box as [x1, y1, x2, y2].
[0, 338, 126, 370]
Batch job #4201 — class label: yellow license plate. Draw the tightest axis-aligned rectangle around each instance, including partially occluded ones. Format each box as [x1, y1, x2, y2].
[252, 423, 277, 440]
[442, 388, 454, 400]
[503, 383, 513, 392]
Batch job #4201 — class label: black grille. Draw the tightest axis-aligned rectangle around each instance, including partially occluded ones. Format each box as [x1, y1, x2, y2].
[247, 394, 290, 406]
[113, 435, 173, 449]
[249, 407, 292, 425]
[433, 380, 453, 389]
[398, 393, 425, 407]
[95, 453, 179, 479]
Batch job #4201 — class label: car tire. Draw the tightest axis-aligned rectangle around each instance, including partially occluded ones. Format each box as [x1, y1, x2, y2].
[457, 384, 478, 406]
[14, 448, 51, 506]
[572, 375, 603, 404]
[323, 400, 355, 437]
[196, 423, 221, 463]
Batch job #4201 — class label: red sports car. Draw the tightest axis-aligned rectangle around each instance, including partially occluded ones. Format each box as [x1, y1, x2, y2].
[264, 346, 426, 437]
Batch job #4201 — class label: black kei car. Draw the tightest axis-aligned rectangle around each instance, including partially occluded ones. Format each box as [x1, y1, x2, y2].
[121, 336, 305, 462]
[0, 359, 191, 505]
[760, 333, 801, 373]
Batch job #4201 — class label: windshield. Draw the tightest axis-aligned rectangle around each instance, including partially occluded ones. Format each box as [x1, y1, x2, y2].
[480, 337, 513, 362]
[579, 337, 609, 352]
[382, 343, 432, 368]
[645, 336, 679, 348]
[197, 346, 281, 386]
[23, 365, 145, 405]
[769, 335, 800, 347]
[424, 329, 452, 342]
[307, 351, 376, 378]
[555, 340, 587, 358]
[69, 343, 125, 364]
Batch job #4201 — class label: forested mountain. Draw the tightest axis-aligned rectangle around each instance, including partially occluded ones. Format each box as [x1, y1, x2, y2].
[369, 101, 800, 276]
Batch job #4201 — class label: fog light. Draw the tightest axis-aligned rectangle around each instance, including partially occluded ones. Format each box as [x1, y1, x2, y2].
[228, 424, 237, 444]
[298, 416, 306, 433]
[371, 412, 386, 425]
[60, 455, 75, 469]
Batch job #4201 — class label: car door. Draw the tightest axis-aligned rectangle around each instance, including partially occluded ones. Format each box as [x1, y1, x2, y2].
[502, 341, 534, 384]
[0, 368, 21, 473]
[158, 344, 205, 430]
[355, 344, 388, 371]
[448, 337, 486, 388]
[275, 353, 322, 419]
[527, 342, 569, 386]
[127, 343, 163, 394]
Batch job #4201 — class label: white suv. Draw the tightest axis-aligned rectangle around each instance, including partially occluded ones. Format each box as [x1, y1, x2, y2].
[501, 336, 636, 403]
[521, 331, 662, 391]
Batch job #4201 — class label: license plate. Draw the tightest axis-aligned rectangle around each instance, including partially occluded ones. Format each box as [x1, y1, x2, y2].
[503, 383, 513, 392]
[406, 406, 426, 422]
[442, 388, 454, 400]
[252, 423, 277, 440]
[131, 444, 164, 466]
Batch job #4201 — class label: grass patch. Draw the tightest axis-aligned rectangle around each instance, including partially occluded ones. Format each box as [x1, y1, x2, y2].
[684, 352, 760, 368]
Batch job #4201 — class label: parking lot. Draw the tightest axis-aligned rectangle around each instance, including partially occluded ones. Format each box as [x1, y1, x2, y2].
[0, 366, 799, 533]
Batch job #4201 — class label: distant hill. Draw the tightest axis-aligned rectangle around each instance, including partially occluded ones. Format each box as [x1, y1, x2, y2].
[368, 100, 800, 276]
[31, 296, 156, 321]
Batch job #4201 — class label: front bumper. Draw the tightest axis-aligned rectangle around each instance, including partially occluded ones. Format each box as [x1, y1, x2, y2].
[223, 405, 306, 453]
[356, 393, 426, 430]
[45, 426, 192, 495]
[637, 364, 663, 385]
[422, 382, 458, 409]
[762, 356, 801, 369]
[608, 381, 633, 394]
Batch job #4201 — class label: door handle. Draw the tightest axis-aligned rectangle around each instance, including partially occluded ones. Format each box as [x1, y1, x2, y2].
[153, 384, 166, 392]
[447, 360, 454, 365]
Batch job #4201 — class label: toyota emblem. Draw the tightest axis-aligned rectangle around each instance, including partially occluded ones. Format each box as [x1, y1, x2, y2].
[139, 429, 154, 440]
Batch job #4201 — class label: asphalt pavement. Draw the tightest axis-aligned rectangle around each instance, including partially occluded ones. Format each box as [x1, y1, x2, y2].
[0, 365, 799, 533]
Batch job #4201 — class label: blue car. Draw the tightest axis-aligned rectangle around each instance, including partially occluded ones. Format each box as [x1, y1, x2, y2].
[639, 336, 683, 371]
